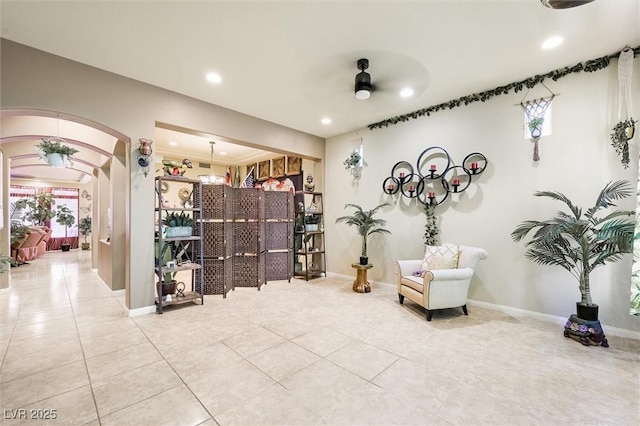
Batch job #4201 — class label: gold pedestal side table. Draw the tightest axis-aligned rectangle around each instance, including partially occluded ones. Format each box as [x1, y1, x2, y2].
[351, 263, 373, 293]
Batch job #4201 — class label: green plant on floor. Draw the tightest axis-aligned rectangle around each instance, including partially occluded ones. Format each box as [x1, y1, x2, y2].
[335, 203, 391, 262]
[21, 192, 56, 226]
[78, 216, 92, 249]
[55, 204, 76, 246]
[511, 180, 634, 309]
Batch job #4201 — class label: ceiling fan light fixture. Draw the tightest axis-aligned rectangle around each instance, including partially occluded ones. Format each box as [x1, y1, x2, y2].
[354, 58, 372, 100]
[400, 87, 414, 98]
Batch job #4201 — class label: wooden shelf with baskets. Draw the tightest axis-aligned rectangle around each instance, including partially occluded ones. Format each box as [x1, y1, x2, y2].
[154, 176, 204, 314]
[294, 190, 326, 280]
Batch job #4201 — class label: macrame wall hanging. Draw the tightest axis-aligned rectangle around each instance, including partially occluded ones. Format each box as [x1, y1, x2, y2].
[610, 47, 636, 168]
[520, 84, 555, 162]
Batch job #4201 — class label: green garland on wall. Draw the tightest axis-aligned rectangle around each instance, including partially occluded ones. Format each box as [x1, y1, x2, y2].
[368, 46, 640, 130]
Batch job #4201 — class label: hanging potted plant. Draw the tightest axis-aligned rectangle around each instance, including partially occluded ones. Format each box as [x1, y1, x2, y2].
[78, 216, 92, 250]
[55, 205, 76, 252]
[335, 203, 391, 265]
[36, 138, 79, 167]
[610, 118, 637, 169]
[343, 150, 362, 178]
[511, 180, 634, 324]
[528, 117, 544, 139]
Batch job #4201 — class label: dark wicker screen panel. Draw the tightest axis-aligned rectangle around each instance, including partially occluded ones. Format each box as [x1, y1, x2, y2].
[195, 257, 233, 296]
[233, 253, 265, 289]
[199, 185, 295, 293]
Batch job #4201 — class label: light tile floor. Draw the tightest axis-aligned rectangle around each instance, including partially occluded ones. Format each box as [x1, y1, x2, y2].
[1, 250, 638, 425]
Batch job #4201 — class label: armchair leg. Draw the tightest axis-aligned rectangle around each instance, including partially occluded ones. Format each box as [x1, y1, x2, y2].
[426, 310, 433, 321]
[462, 304, 468, 316]
[398, 293, 404, 304]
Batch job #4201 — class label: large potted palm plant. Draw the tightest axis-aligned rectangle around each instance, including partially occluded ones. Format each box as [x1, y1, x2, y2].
[511, 180, 634, 321]
[335, 203, 391, 265]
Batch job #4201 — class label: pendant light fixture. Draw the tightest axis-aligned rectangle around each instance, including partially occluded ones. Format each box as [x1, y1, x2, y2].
[199, 141, 224, 184]
[354, 58, 372, 100]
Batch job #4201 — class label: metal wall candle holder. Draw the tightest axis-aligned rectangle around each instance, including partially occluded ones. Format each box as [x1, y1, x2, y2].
[382, 147, 487, 206]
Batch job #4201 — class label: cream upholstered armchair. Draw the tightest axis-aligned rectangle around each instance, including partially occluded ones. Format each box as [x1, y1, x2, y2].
[395, 244, 487, 321]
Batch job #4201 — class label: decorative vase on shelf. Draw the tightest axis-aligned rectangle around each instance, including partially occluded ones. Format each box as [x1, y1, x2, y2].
[165, 226, 193, 238]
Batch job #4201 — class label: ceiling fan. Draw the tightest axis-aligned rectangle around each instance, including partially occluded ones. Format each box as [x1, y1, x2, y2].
[541, 0, 594, 9]
[354, 58, 373, 100]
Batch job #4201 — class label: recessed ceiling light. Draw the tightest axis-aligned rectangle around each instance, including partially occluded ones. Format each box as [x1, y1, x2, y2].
[206, 72, 222, 84]
[400, 87, 414, 98]
[541, 36, 563, 50]
[169, 141, 178, 146]
[219, 151, 227, 156]
[321, 117, 332, 125]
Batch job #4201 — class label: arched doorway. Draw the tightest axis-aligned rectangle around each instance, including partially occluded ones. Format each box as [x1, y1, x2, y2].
[1, 108, 130, 305]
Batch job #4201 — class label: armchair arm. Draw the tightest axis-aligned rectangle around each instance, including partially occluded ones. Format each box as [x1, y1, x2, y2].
[426, 267, 473, 283]
[395, 260, 423, 278]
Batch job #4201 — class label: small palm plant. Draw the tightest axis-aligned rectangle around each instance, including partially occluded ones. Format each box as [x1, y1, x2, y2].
[511, 180, 634, 320]
[335, 203, 391, 265]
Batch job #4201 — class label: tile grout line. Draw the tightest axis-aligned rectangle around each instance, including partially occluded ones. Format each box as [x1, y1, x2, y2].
[64, 258, 103, 426]
[132, 316, 220, 425]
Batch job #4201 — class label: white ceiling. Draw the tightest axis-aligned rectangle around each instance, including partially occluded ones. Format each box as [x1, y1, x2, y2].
[1, 0, 639, 177]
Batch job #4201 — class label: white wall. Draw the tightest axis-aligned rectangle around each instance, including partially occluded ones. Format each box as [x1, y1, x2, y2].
[325, 60, 640, 332]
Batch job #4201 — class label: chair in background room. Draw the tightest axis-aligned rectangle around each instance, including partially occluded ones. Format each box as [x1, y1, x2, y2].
[14, 227, 47, 264]
[395, 244, 488, 321]
[33, 226, 52, 257]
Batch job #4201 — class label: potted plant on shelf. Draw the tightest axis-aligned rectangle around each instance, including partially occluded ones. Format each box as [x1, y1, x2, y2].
[162, 211, 194, 238]
[511, 180, 634, 324]
[36, 138, 79, 167]
[78, 216, 92, 250]
[335, 203, 391, 265]
[155, 239, 176, 296]
[55, 205, 76, 252]
[304, 214, 321, 232]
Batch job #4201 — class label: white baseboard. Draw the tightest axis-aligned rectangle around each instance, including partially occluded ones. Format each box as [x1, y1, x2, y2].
[0, 286, 11, 294]
[127, 305, 156, 317]
[327, 272, 639, 338]
[468, 299, 640, 339]
[111, 289, 126, 297]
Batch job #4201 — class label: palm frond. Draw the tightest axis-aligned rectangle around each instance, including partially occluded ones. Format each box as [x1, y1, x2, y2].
[368, 228, 392, 237]
[534, 190, 581, 218]
[595, 180, 633, 208]
[511, 220, 545, 242]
